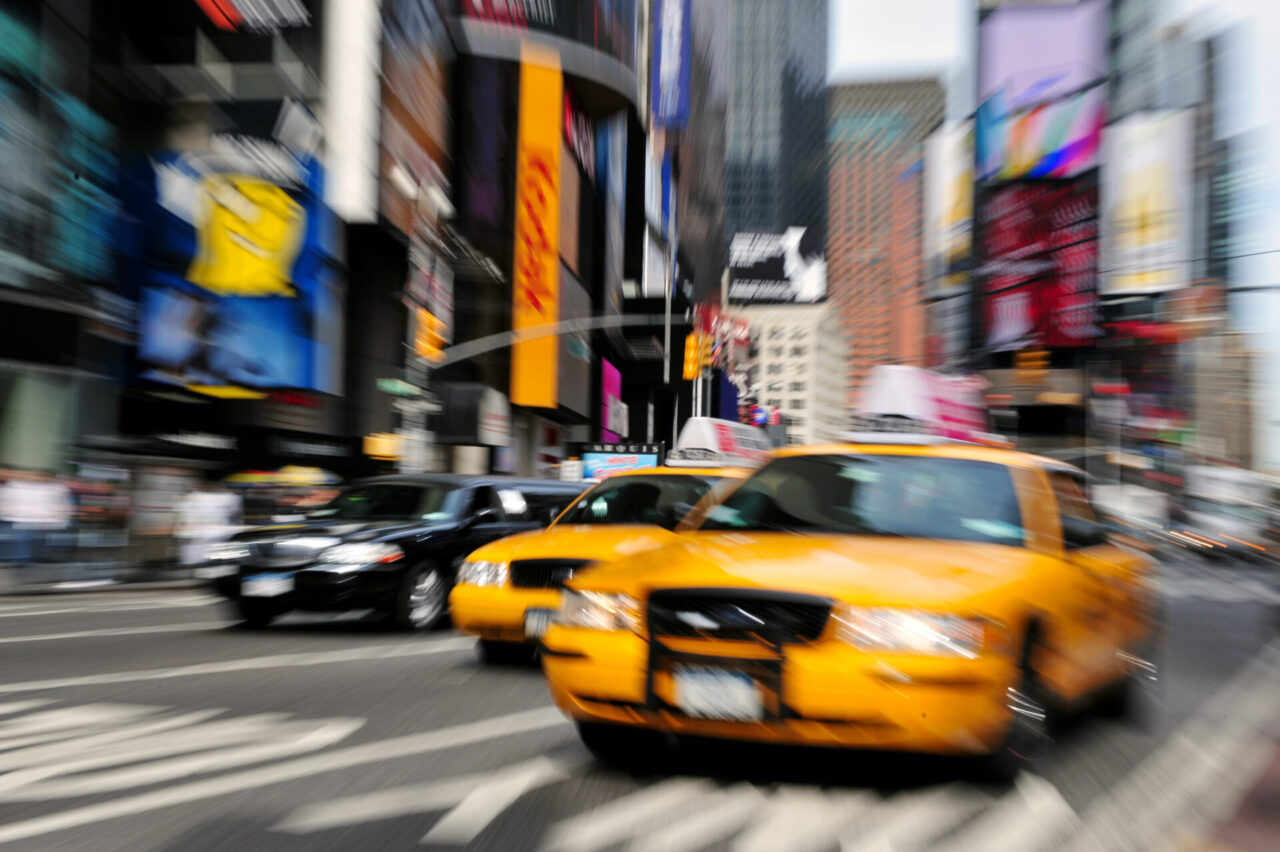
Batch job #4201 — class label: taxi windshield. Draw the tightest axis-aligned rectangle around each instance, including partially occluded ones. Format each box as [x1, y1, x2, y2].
[698, 454, 1025, 545]
[556, 475, 715, 529]
[307, 484, 461, 522]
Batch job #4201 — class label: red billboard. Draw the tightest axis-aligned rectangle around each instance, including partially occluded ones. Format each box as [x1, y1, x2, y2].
[977, 180, 1100, 350]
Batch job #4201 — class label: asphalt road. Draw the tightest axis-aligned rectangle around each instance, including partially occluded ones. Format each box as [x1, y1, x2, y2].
[0, 556, 1275, 852]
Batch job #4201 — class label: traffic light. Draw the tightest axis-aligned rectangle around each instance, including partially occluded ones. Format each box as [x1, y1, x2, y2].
[414, 307, 447, 363]
[699, 332, 713, 368]
[1015, 347, 1050, 383]
[683, 332, 700, 380]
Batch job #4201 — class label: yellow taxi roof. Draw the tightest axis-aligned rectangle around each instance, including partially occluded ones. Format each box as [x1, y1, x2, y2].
[770, 441, 1077, 472]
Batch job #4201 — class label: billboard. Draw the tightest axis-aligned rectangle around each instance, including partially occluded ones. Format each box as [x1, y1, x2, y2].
[578, 442, 663, 479]
[1100, 111, 1194, 296]
[123, 101, 340, 393]
[651, 0, 691, 129]
[977, 0, 1107, 111]
[459, 0, 638, 70]
[379, 0, 452, 239]
[923, 122, 974, 299]
[601, 358, 623, 442]
[975, 83, 1105, 182]
[598, 115, 627, 343]
[977, 179, 1100, 350]
[728, 228, 826, 304]
[510, 48, 562, 409]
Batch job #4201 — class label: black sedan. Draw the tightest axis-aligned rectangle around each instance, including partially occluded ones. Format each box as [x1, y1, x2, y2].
[202, 474, 585, 629]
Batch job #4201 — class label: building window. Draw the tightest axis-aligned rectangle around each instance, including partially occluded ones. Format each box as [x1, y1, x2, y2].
[768, 382, 783, 393]
[791, 399, 806, 410]
[789, 381, 805, 392]
[767, 398, 782, 408]
[770, 347, 784, 359]
[767, 364, 782, 375]
[790, 346, 807, 357]
[791, 328, 808, 341]
[768, 328, 785, 340]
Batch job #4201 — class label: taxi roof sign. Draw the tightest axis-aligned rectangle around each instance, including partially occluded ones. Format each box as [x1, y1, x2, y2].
[668, 417, 770, 468]
[852, 366, 1009, 447]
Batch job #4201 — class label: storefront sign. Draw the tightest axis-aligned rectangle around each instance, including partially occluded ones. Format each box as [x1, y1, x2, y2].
[576, 442, 664, 480]
[157, 432, 236, 451]
[562, 91, 595, 181]
[510, 47, 562, 409]
[270, 437, 349, 458]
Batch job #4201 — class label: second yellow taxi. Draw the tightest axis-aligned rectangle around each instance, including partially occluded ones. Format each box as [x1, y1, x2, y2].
[450, 465, 746, 662]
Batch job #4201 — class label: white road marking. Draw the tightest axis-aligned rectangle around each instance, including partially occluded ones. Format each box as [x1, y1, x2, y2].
[0, 704, 159, 751]
[0, 705, 568, 844]
[630, 784, 765, 852]
[542, 778, 715, 852]
[0, 709, 225, 771]
[1067, 640, 1280, 851]
[932, 773, 1077, 852]
[0, 621, 229, 645]
[420, 756, 583, 845]
[0, 596, 219, 619]
[0, 701, 51, 718]
[840, 786, 988, 852]
[734, 788, 874, 852]
[0, 636, 476, 694]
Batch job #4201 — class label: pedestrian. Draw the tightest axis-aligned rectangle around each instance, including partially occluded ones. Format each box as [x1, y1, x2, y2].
[0, 469, 74, 571]
[173, 481, 244, 567]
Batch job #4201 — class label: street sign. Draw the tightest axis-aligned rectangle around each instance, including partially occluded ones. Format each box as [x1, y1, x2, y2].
[377, 378, 420, 397]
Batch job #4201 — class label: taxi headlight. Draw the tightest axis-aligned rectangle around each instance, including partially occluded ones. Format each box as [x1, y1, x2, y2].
[834, 606, 991, 658]
[458, 560, 508, 587]
[555, 590, 640, 631]
[204, 542, 251, 563]
[319, 542, 404, 565]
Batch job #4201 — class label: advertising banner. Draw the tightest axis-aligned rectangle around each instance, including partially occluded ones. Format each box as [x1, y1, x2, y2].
[728, 228, 826, 304]
[926, 292, 970, 369]
[459, 0, 638, 70]
[978, 0, 1107, 111]
[123, 100, 340, 393]
[651, 0, 691, 129]
[923, 122, 974, 299]
[598, 115, 626, 342]
[510, 47, 562, 409]
[1099, 111, 1193, 296]
[976, 179, 1100, 350]
[601, 359, 623, 442]
[380, 0, 452, 239]
[975, 84, 1105, 182]
[577, 442, 664, 479]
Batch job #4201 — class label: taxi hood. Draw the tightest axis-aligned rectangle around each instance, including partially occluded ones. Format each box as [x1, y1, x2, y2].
[469, 524, 679, 564]
[572, 532, 1044, 607]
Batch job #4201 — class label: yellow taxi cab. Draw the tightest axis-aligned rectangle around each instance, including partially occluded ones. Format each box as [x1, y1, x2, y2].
[450, 464, 747, 662]
[539, 437, 1160, 775]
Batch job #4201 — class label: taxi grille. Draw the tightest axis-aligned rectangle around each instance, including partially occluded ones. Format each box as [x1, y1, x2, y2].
[647, 589, 833, 644]
[510, 559, 594, 589]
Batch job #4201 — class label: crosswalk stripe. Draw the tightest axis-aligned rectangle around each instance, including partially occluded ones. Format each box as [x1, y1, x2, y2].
[0, 621, 229, 644]
[631, 783, 765, 852]
[542, 778, 714, 852]
[420, 756, 582, 845]
[932, 773, 1077, 852]
[734, 788, 874, 852]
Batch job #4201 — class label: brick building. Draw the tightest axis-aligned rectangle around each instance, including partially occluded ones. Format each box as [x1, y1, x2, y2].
[827, 80, 943, 408]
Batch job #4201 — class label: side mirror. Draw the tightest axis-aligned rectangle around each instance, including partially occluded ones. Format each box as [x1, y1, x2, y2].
[469, 506, 498, 527]
[1062, 515, 1108, 549]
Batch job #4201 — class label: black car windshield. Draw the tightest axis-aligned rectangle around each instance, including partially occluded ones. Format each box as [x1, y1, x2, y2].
[697, 454, 1025, 545]
[307, 484, 461, 522]
[556, 475, 715, 529]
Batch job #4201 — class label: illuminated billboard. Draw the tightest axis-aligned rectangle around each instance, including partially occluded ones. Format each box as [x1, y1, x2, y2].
[1100, 111, 1194, 296]
[459, 0, 638, 70]
[975, 84, 1105, 182]
[510, 47, 562, 409]
[123, 100, 340, 394]
[728, 228, 826, 304]
[923, 121, 974, 299]
[978, 0, 1107, 111]
[977, 179, 1100, 350]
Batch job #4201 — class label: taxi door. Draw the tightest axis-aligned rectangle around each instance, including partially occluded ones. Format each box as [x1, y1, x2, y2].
[1050, 472, 1143, 694]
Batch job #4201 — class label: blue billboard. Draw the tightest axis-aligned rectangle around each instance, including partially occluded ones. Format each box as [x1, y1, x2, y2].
[651, 0, 691, 129]
[120, 103, 340, 394]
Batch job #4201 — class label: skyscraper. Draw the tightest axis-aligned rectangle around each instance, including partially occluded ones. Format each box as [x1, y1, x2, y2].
[725, 0, 828, 246]
[827, 79, 944, 408]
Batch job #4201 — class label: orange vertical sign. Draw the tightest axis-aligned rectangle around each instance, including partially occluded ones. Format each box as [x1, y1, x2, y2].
[510, 46, 562, 408]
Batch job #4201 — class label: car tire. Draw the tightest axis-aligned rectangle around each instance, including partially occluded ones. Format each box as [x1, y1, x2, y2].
[235, 599, 278, 629]
[576, 722, 665, 771]
[477, 639, 535, 665]
[391, 563, 448, 630]
[982, 627, 1054, 781]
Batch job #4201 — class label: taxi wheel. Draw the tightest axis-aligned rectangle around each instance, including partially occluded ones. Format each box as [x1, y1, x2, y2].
[983, 630, 1053, 780]
[235, 599, 277, 629]
[577, 722, 665, 770]
[392, 564, 448, 630]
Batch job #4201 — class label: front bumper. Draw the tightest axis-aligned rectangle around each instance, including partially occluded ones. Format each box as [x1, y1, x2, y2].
[450, 584, 562, 643]
[541, 626, 1019, 754]
[209, 565, 401, 611]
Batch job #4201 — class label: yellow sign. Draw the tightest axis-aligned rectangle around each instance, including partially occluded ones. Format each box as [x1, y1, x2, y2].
[682, 333, 699, 380]
[187, 175, 306, 296]
[510, 45, 562, 408]
[363, 432, 402, 460]
[413, 307, 447, 362]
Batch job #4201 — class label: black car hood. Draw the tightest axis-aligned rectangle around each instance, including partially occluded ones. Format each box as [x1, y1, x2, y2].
[232, 519, 453, 543]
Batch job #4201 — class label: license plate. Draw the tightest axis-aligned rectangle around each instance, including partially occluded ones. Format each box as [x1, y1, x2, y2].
[242, 574, 294, 597]
[674, 666, 762, 720]
[524, 608, 555, 639]
[195, 565, 237, 580]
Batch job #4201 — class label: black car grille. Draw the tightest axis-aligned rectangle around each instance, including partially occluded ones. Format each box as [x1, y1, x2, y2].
[647, 589, 833, 644]
[510, 559, 594, 589]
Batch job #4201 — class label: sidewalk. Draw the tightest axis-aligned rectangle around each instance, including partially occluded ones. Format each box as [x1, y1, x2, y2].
[1192, 736, 1280, 851]
[0, 563, 203, 595]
